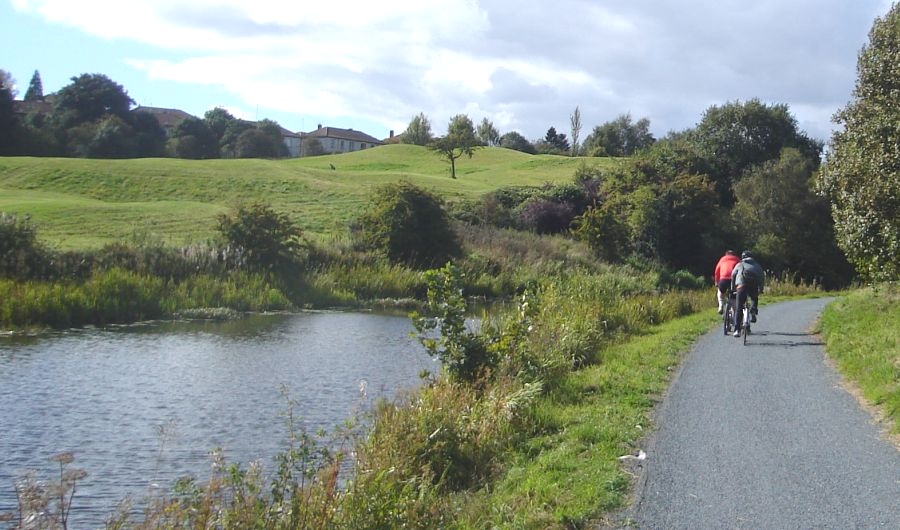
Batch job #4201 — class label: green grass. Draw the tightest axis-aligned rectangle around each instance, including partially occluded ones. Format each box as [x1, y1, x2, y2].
[0, 147, 620, 249]
[818, 285, 900, 435]
[455, 309, 719, 529]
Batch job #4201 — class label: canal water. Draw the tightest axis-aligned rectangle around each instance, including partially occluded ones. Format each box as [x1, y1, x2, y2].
[0, 311, 438, 528]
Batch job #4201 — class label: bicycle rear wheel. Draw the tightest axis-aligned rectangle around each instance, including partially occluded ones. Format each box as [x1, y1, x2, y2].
[723, 302, 733, 335]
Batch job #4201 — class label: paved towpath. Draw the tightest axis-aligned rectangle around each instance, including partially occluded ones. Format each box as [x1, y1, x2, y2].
[623, 298, 899, 529]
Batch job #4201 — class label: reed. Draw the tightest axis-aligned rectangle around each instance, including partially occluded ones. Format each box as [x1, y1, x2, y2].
[0, 269, 291, 329]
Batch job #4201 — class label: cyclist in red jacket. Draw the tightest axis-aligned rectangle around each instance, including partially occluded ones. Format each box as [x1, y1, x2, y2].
[713, 250, 740, 314]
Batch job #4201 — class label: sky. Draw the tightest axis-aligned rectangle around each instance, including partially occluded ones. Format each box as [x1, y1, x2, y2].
[1, 0, 894, 143]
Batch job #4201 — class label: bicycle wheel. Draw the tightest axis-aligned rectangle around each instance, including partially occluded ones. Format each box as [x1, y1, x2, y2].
[723, 302, 732, 335]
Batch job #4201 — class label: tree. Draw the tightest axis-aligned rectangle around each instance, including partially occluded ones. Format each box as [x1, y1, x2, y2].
[0, 70, 16, 155]
[476, 117, 500, 146]
[539, 126, 570, 153]
[204, 107, 235, 140]
[53, 73, 134, 129]
[429, 114, 480, 179]
[172, 117, 218, 159]
[354, 181, 461, 268]
[583, 114, 654, 157]
[735, 148, 851, 286]
[817, 4, 900, 282]
[402, 112, 433, 146]
[595, 139, 721, 272]
[301, 137, 325, 157]
[217, 203, 304, 274]
[66, 114, 134, 158]
[570, 106, 583, 156]
[24, 70, 43, 101]
[130, 110, 167, 157]
[219, 119, 254, 158]
[573, 204, 628, 261]
[499, 131, 535, 154]
[235, 121, 288, 158]
[692, 99, 821, 204]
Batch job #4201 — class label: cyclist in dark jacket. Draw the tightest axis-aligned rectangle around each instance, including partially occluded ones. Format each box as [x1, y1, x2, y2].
[731, 250, 765, 337]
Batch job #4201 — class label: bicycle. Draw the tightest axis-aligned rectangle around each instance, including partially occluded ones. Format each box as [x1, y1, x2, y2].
[722, 291, 736, 336]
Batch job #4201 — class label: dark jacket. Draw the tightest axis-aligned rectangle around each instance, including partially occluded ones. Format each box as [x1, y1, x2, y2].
[731, 258, 765, 291]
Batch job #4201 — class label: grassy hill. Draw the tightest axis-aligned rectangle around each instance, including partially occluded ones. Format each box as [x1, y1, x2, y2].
[0, 145, 620, 249]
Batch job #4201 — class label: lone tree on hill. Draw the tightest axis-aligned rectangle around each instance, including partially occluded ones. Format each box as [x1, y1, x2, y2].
[429, 114, 480, 179]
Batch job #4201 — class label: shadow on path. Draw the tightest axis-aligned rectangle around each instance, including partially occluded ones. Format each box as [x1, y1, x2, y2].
[743, 330, 824, 348]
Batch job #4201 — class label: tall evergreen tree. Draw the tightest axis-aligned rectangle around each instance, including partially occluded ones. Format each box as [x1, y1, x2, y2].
[24, 70, 43, 101]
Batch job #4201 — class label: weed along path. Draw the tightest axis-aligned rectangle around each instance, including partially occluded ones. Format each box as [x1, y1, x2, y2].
[623, 298, 900, 529]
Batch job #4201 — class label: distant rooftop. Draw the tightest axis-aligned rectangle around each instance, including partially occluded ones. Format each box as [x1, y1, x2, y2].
[301, 125, 383, 145]
[133, 106, 195, 129]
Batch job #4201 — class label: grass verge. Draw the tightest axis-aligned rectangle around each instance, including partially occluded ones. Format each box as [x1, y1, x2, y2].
[818, 284, 899, 436]
[453, 309, 720, 529]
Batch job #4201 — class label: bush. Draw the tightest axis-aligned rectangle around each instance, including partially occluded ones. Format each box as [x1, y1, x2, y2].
[0, 213, 51, 280]
[355, 181, 461, 268]
[411, 263, 494, 383]
[217, 203, 305, 275]
[516, 198, 576, 234]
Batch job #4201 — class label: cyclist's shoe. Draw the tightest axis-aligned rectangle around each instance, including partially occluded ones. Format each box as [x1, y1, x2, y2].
[718, 307, 724, 314]
[750, 314, 757, 323]
[733, 330, 741, 337]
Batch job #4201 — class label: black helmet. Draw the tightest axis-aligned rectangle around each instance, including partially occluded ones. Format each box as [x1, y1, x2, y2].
[741, 250, 753, 259]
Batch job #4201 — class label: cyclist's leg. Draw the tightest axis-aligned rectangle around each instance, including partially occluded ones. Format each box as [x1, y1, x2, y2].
[716, 280, 730, 313]
[750, 288, 759, 321]
[734, 288, 747, 333]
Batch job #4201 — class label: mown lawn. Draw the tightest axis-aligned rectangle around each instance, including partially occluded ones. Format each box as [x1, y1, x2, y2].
[0, 146, 621, 249]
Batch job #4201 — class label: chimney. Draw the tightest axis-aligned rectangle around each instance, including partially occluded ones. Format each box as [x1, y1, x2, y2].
[317, 123, 322, 129]
[390, 130, 394, 138]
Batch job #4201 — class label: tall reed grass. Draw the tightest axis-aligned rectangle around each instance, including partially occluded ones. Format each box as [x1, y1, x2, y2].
[0, 269, 291, 329]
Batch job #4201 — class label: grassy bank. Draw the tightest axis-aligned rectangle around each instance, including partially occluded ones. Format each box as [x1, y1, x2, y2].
[818, 285, 900, 435]
[0, 148, 617, 249]
[451, 302, 718, 528]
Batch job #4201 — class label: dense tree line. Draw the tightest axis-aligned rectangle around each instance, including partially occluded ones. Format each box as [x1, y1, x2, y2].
[0, 71, 288, 159]
[390, 97, 856, 286]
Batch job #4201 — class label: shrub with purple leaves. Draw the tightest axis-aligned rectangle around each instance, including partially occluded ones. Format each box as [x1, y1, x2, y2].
[516, 199, 576, 235]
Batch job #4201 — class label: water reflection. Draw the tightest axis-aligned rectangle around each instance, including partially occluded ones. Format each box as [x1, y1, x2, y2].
[0, 311, 437, 527]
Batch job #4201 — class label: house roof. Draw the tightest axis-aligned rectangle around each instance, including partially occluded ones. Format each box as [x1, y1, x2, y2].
[301, 126, 383, 144]
[12, 98, 54, 115]
[133, 106, 195, 129]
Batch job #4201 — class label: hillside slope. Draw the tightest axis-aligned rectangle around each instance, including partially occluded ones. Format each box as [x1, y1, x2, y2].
[0, 146, 619, 249]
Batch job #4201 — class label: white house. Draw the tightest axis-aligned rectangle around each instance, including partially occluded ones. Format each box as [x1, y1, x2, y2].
[300, 124, 383, 156]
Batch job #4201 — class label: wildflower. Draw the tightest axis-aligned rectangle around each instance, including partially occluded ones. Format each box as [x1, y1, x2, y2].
[49, 452, 74, 465]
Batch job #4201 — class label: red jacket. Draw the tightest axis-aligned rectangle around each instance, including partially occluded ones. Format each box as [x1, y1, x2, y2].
[714, 253, 740, 283]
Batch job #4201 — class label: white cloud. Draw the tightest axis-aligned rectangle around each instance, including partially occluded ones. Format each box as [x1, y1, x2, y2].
[12, 0, 892, 140]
